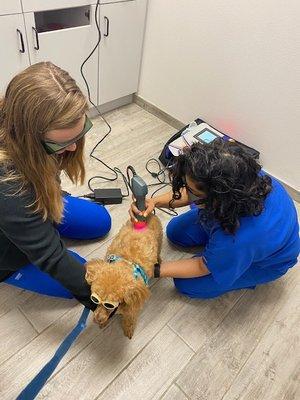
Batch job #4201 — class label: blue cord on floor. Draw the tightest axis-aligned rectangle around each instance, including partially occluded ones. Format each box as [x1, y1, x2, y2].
[16, 307, 90, 400]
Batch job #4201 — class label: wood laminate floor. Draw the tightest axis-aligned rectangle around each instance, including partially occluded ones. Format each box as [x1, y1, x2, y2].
[0, 103, 299, 400]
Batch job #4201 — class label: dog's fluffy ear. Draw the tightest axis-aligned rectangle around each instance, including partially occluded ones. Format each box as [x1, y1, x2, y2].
[85, 260, 104, 285]
[123, 281, 150, 309]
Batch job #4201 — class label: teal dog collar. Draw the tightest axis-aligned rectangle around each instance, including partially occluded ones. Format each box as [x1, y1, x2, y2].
[107, 254, 149, 286]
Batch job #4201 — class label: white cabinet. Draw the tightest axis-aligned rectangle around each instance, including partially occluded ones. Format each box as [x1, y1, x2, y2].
[99, 0, 147, 105]
[1, 0, 147, 108]
[0, 14, 30, 95]
[24, 5, 99, 104]
[0, 1, 22, 16]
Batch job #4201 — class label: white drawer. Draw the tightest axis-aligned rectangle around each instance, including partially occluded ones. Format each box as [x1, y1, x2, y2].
[22, 0, 96, 13]
[22, 0, 133, 13]
[0, 0, 22, 15]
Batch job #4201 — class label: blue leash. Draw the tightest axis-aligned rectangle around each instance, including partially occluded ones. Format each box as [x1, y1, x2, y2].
[17, 307, 90, 400]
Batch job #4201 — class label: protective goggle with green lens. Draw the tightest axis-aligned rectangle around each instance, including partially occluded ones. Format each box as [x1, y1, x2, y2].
[42, 115, 93, 155]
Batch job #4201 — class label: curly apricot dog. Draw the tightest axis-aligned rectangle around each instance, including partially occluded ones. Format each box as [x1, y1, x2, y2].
[85, 214, 163, 339]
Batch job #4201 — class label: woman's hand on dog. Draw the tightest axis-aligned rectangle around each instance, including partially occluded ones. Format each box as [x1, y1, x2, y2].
[129, 198, 156, 222]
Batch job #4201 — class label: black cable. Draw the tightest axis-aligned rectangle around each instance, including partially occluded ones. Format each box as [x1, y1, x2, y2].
[145, 158, 175, 184]
[126, 165, 137, 192]
[144, 158, 178, 216]
[88, 166, 130, 198]
[80, 0, 111, 129]
[126, 165, 137, 177]
[151, 185, 178, 217]
[79, 6, 177, 216]
[145, 158, 166, 183]
[80, 1, 100, 106]
[80, 0, 131, 194]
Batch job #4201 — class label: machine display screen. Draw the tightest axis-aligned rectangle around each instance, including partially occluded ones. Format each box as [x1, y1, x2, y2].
[194, 129, 219, 144]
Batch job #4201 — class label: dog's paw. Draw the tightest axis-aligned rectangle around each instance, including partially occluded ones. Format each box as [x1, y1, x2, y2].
[122, 324, 135, 339]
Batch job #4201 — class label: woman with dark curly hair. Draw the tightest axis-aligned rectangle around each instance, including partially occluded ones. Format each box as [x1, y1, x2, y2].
[130, 139, 299, 298]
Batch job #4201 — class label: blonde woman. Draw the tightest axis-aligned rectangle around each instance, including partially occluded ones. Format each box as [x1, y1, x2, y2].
[0, 62, 111, 311]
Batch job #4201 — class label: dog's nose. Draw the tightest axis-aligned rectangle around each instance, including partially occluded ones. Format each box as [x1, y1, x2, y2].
[93, 308, 109, 324]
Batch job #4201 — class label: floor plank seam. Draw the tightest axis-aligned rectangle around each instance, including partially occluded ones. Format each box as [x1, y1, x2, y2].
[46, 346, 96, 388]
[165, 292, 250, 386]
[34, 303, 78, 336]
[167, 323, 196, 353]
[175, 382, 191, 400]
[83, 233, 117, 259]
[157, 383, 175, 400]
[209, 289, 247, 334]
[0, 324, 40, 368]
[161, 294, 191, 327]
[219, 337, 266, 400]
[17, 305, 39, 334]
[152, 349, 195, 400]
[219, 283, 299, 400]
[43, 323, 102, 388]
[0, 303, 83, 371]
[0, 288, 34, 319]
[93, 326, 176, 400]
[166, 290, 246, 354]
[71, 234, 114, 259]
[157, 378, 191, 400]
[0, 303, 18, 319]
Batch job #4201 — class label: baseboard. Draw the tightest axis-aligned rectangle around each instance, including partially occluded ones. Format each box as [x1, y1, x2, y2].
[88, 95, 133, 118]
[263, 170, 300, 203]
[134, 94, 185, 130]
[283, 185, 300, 203]
[134, 94, 300, 203]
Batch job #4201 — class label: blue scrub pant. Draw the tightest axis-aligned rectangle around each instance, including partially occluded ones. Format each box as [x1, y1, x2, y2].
[4, 195, 111, 298]
[166, 208, 286, 299]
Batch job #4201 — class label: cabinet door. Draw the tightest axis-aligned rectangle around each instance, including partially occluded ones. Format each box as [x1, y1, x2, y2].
[0, 14, 30, 95]
[24, 6, 99, 104]
[0, 1, 22, 16]
[99, 0, 147, 105]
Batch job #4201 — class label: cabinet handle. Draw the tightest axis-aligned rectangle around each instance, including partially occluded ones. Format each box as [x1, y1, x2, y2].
[16, 29, 25, 53]
[32, 27, 40, 50]
[104, 16, 109, 37]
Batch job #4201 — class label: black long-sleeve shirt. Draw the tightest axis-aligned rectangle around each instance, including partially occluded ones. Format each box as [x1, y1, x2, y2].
[0, 169, 96, 311]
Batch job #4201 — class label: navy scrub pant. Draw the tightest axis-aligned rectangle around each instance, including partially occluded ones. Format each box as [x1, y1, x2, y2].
[166, 208, 286, 299]
[4, 195, 111, 298]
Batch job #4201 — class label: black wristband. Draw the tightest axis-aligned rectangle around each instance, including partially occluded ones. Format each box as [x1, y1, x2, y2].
[154, 262, 161, 278]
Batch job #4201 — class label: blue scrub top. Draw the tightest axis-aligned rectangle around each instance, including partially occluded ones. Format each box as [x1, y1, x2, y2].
[202, 177, 300, 287]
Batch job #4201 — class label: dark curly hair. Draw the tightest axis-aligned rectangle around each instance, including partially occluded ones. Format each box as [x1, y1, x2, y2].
[170, 139, 272, 234]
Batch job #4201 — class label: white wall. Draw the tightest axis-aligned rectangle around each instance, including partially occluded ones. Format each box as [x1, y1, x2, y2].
[138, 0, 300, 191]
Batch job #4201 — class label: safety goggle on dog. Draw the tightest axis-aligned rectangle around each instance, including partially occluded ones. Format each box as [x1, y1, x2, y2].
[90, 293, 119, 310]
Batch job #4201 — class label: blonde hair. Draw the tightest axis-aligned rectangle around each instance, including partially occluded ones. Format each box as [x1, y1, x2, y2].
[0, 62, 88, 223]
